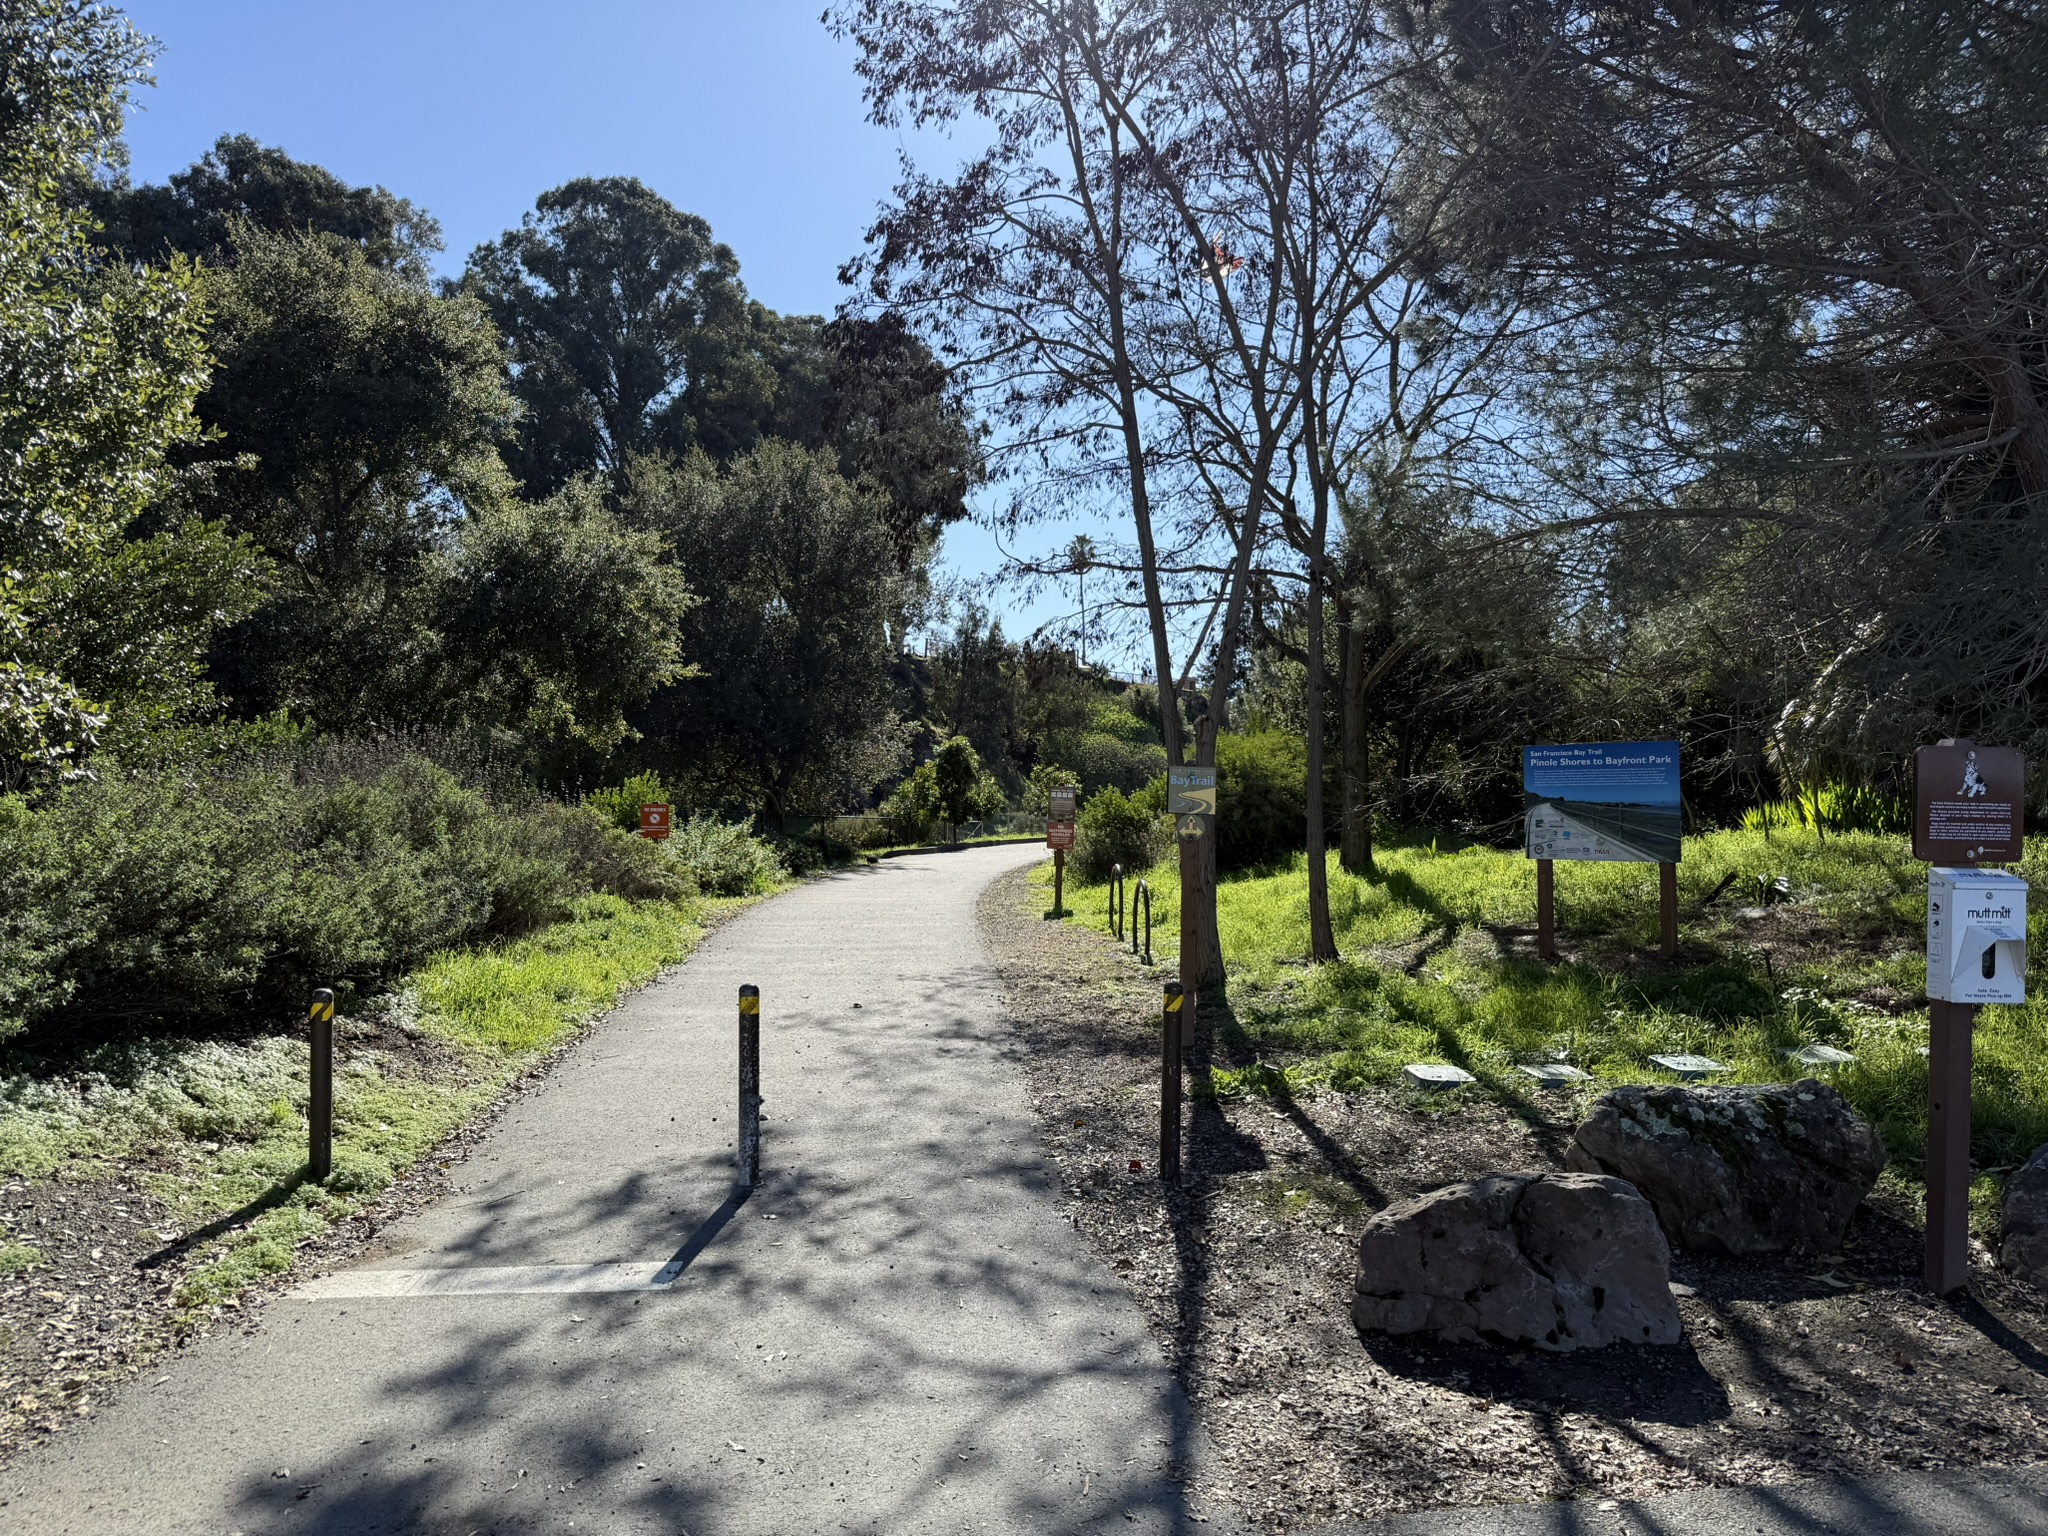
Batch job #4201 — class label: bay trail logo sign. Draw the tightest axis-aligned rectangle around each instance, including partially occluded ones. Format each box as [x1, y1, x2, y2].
[1168, 765, 1218, 817]
[1523, 742, 1681, 864]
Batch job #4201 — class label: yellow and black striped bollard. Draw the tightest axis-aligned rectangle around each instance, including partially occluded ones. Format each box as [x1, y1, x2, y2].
[309, 988, 336, 1181]
[738, 985, 761, 1187]
[1160, 982, 1184, 1186]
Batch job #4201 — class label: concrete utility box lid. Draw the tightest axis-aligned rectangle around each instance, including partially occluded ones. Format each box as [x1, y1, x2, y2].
[1648, 1053, 1727, 1079]
[1783, 1044, 1856, 1067]
[1518, 1062, 1592, 1086]
[1402, 1063, 1476, 1090]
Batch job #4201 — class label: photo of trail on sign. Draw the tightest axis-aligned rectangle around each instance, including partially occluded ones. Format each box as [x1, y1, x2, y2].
[1524, 742, 1681, 863]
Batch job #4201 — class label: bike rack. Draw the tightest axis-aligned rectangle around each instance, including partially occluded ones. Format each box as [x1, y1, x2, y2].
[1110, 863, 1125, 941]
[1132, 879, 1153, 966]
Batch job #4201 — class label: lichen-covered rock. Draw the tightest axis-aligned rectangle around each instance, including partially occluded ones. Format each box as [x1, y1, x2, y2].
[2001, 1142, 2048, 1283]
[1565, 1080, 1884, 1259]
[1352, 1172, 1681, 1350]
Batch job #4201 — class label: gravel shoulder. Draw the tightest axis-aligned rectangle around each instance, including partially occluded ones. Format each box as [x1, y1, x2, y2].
[978, 865, 2048, 1533]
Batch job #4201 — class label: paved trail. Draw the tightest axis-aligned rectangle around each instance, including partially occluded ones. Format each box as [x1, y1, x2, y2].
[3, 844, 1229, 1535]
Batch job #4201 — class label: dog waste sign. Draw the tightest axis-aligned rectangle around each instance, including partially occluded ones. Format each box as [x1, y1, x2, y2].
[1914, 740, 2024, 864]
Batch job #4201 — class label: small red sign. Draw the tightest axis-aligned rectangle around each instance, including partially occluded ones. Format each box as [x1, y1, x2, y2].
[1046, 821, 1076, 850]
[639, 803, 672, 840]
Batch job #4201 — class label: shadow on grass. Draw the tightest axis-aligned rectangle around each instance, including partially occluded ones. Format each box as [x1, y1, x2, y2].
[134, 1167, 312, 1271]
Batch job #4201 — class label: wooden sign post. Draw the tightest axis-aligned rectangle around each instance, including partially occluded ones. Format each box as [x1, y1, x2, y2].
[1914, 739, 2027, 1296]
[1047, 786, 1078, 916]
[1524, 742, 1683, 961]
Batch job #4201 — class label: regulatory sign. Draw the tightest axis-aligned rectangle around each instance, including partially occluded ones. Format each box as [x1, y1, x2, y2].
[639, 803, 672, 840]
[1046, 821, 1075, 851]
[1168, 764, 1218, 816]
[1177, 814, 1207, 840]
[1914, 741, 2024, 864]
[1048, 785, 1078, 824]
[1523, 741, 1681, 863]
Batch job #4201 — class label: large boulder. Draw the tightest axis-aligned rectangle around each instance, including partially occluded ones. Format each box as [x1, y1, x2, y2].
[2001, 1142, 2048, 1283]
[1565, 1079, 1884, 1259]
[1352, 1172, 1682, 1351]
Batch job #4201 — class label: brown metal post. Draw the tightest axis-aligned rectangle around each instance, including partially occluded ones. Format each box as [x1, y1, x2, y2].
[1536, 860, 1556, 960]
[1054, 847, 1065, 916]
[1659, 862, 1679, 957]
[738, 985, 761, 1188]
[1161, 983, 1184, 1186]
[1927, 999, 1976, 1294]
[308, 988, 335, 1181]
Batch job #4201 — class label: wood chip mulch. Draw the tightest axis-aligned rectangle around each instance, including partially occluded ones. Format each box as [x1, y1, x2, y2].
[978, 866, 2048, 1533]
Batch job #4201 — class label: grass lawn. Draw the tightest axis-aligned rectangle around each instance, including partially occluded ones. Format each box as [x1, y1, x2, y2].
[1042, 828, 2048, 1225]
[0, 889, 765, 1310]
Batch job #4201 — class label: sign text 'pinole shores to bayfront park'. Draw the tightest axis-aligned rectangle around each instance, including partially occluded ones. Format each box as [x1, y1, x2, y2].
[1524, 741, 1683, 865]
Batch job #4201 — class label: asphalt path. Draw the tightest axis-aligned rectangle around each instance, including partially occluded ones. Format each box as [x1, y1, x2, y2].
[1, 842, 1230, 1535]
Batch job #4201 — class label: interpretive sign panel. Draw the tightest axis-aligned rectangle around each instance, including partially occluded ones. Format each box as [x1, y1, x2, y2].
[1523, 741, 1681, 863]
[1049, 785, 1077, 824]
[1914, 741, 2024, 864]
[1168, 765, 1218, 817]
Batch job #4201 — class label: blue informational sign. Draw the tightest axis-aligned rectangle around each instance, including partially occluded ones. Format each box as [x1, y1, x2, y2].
[1524, 741, 1682, 863]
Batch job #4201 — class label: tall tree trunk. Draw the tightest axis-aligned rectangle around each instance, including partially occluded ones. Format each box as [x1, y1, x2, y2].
[1180, 713, 1223, 992]
[1304, 565, 1337, 961]
[1338, 602, 1373, 874]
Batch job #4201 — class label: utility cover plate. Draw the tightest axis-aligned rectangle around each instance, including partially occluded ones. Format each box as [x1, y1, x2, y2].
[1518, 1063, 1592, 1086]
[1402, 1063, 1476, 1090]
[1783, 1044, 1856, 1067]
[1649, 1053, 1727, 1079]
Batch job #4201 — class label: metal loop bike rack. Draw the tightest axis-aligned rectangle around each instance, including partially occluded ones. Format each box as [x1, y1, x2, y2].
[1132, 879, 1153, 966]
[1110, 863, 1125, 941]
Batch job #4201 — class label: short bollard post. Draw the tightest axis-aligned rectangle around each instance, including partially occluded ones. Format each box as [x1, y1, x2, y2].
[738, 985, 761, 1188]
[1110, 863, 1125, 941]
[1160, 982, 1184, 1186]
[308, 988, 335, 1181]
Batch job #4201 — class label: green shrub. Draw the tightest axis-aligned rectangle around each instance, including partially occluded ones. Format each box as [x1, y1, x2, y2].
[881, 763, 942, 842]
[1043, 727, 1168, 796]
[1216, 731, 1307, 870]
[1072, 786, 1170, 881]
[532, 801, 687, 901]
[0, 748, 648, 1043]
[670, 815, 784, 896]
[584, 771, 674, 833]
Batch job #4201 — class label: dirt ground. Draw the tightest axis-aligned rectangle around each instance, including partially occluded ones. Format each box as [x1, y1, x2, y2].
[979, 866, 2048, 1532]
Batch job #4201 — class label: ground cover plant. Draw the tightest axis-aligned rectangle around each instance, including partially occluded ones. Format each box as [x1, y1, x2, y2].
[1048, 827, 2048, 1219]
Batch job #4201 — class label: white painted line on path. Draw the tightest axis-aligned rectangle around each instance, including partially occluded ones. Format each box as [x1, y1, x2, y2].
[294, 1260, 683, 1300]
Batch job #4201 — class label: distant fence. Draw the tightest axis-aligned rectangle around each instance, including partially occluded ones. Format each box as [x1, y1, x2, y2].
[810, 810, 1043, 848]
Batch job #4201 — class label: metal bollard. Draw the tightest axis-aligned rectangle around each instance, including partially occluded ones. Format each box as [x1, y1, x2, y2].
[308, 988, 335, 1181]
[1133, 879, 1153, 966]
[738, 985, 761, 1187]
[1160, 982, 1184, 1186]
[1110, 863, 1125, 941]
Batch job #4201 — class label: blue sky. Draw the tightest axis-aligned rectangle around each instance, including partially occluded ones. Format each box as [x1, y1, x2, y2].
[117, 0, 1089, 653]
